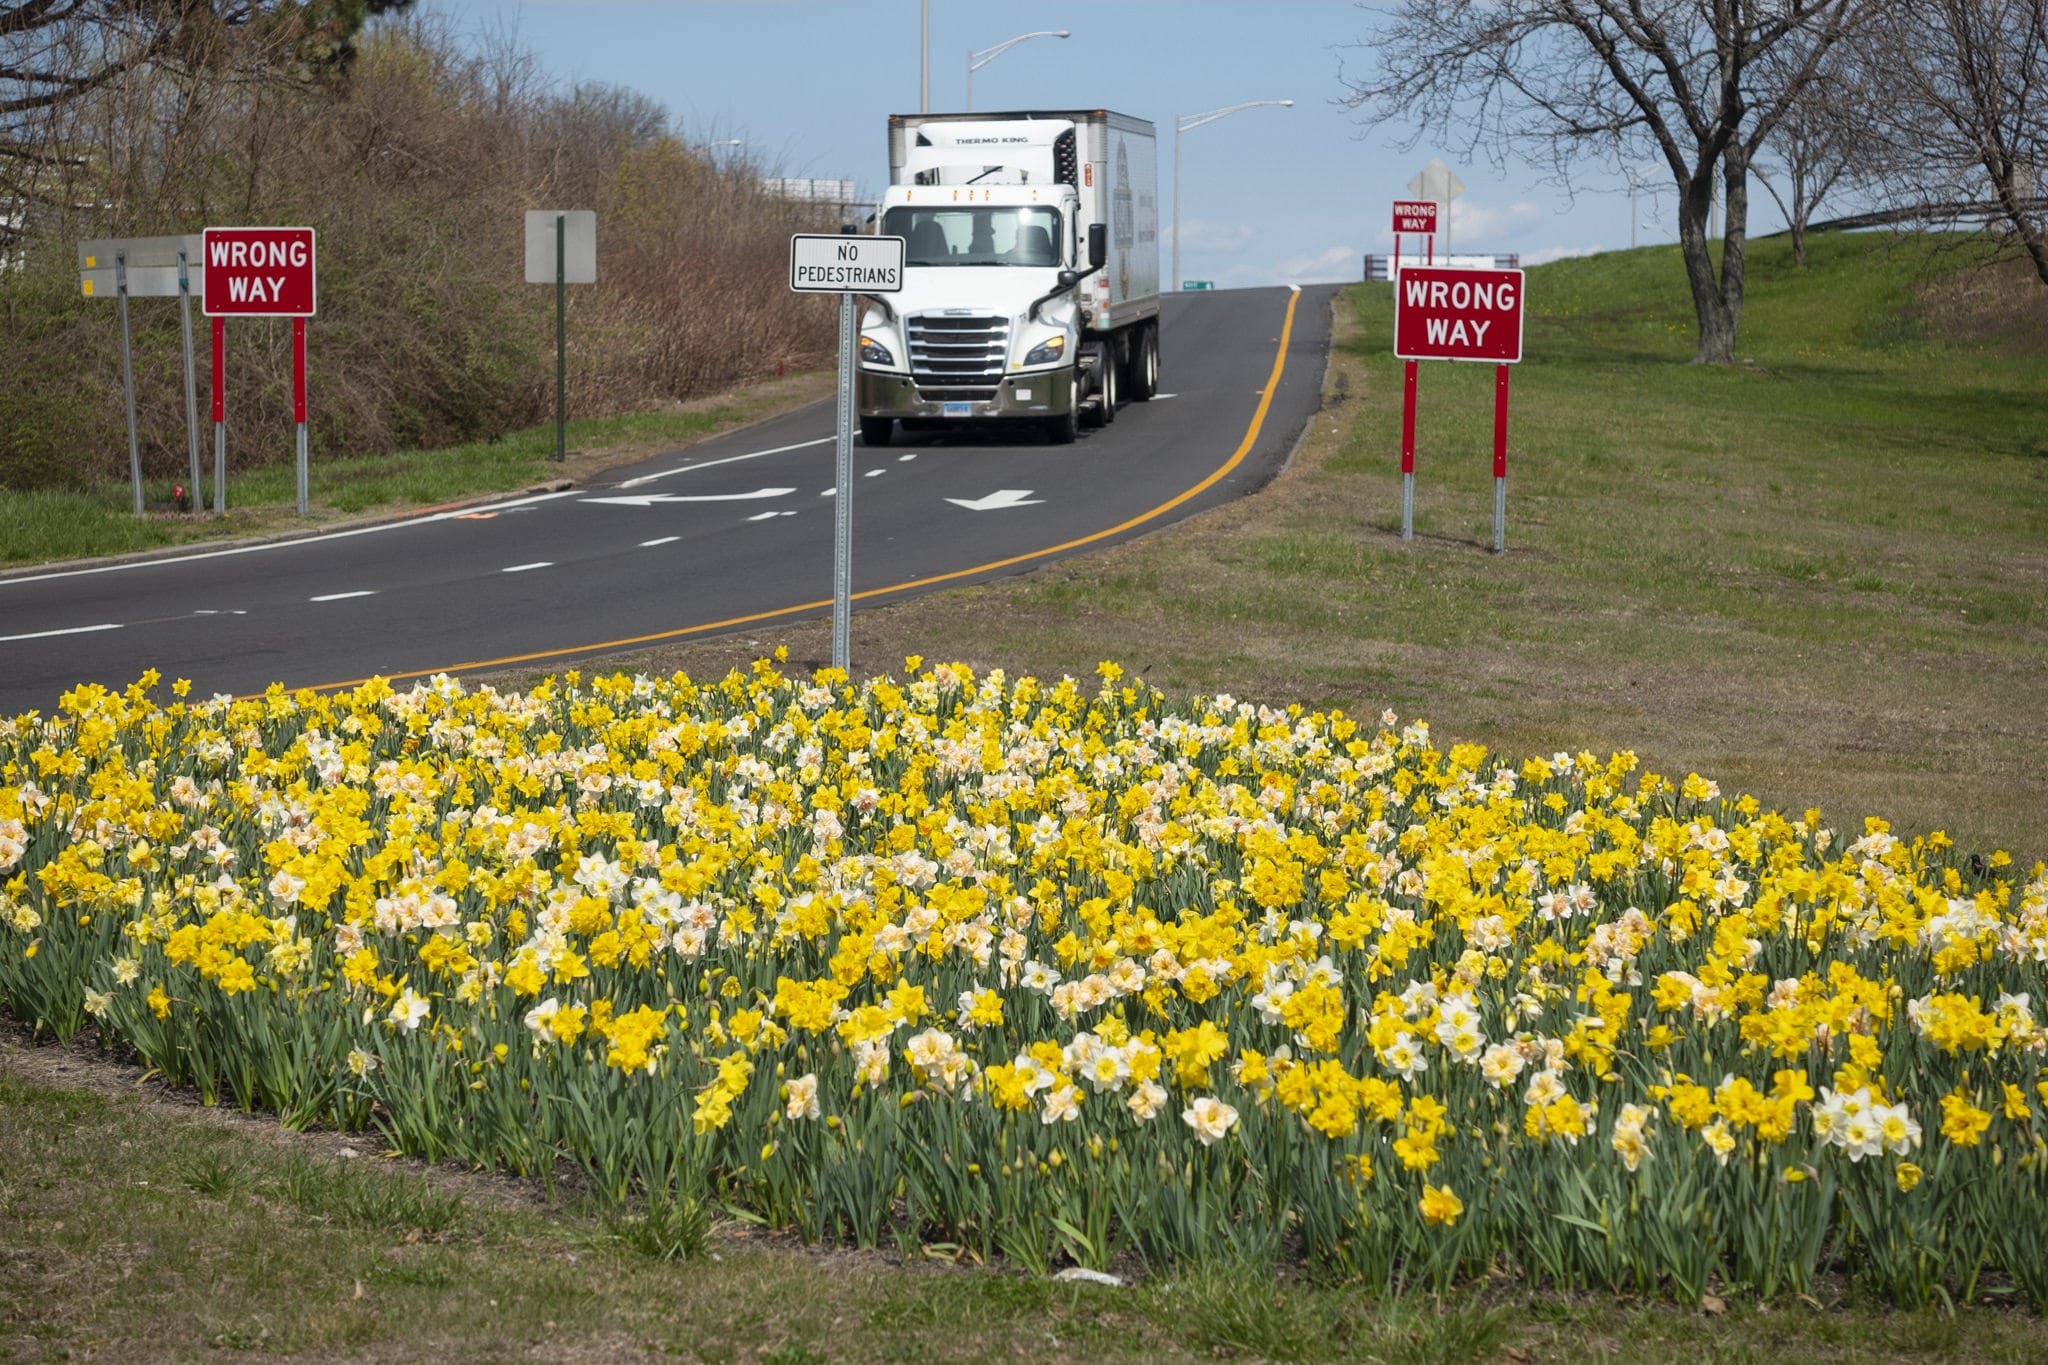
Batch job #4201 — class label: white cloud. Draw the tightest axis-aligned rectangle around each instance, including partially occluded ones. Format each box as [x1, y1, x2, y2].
[1168, 219, 1256, 254]
[1217, 244, 1361, 289]
[1445, 198, 1544, 245]
[1519, 243, 1604, 266]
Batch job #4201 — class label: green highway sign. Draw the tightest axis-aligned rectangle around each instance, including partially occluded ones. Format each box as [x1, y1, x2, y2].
[1181, 280, 1214, 291]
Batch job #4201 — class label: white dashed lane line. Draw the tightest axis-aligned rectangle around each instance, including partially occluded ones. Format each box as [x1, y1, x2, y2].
[309, 591, 376, 602]
[0, 622, 121, 643]
[640, 537, 679, 547]
[502, 562, 553, 573]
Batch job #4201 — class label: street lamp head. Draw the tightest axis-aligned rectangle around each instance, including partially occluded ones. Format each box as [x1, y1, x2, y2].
[966, 29, 1075, 110]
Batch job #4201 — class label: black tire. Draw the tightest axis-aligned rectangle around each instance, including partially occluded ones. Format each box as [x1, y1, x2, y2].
[1090, 350, 1117, 427]
[1129, 323, 1159, 402]
[1044, 392, 1079, 444]
[859, 416, 894, 447]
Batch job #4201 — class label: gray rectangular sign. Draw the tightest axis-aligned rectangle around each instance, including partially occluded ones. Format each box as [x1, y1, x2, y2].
[525, 210, 596, 284]
[789, 234, 905, 293]
[80, 234, 205, 298]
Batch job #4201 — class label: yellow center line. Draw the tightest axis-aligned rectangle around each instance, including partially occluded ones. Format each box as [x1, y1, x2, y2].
[295, 290, 1302, 694]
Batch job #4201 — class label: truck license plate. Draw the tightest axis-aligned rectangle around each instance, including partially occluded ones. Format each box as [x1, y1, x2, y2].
[942, 402, 973, 417]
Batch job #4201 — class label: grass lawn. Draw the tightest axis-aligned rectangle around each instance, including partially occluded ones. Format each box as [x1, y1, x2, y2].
[5, 1030, 2045, 1364]
[0, 372, 831, 569]
[505, 231, 2047, 862]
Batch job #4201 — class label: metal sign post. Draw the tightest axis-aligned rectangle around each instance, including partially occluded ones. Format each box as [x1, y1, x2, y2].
[787, 231, 907, 673]
[833, 287, 857, 670]
[556, 215, 566, 462]
[177, 250, 201, 511]
[81, 234, 208, 515]
[1408, 159, 1464, 258]
[524, 210, 596, 463]
[116, 252, 142, 514]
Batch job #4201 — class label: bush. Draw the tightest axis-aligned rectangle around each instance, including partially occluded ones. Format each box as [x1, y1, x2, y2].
[0, 15, 839, 491]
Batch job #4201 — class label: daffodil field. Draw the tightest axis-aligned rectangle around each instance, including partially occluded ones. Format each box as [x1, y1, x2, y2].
[3, 660, 2045, 1307]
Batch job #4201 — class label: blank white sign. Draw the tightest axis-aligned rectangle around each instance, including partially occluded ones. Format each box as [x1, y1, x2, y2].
[525, 210, 596, 284]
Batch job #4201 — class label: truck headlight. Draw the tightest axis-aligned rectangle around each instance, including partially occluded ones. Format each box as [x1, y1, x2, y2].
[1021, 334, 1066, 366]
[859, 334, 895, 366]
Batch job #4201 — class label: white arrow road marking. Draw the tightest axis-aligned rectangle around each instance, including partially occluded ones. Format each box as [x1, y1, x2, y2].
[582, 487, 796, 507]
[309, 590, 376, 602]
[616, 436, 834, 488]
[945, 489, 1044, 511]
[0, 622, 121, 643]
[502, 562, 552, 573]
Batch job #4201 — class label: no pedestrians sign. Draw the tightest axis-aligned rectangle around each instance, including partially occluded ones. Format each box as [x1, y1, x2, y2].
[1394, 266, 1524, 363]
[789, 234, 904, 293]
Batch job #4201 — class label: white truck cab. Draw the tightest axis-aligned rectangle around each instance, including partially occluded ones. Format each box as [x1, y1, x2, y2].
[857, 111, 1160, 446]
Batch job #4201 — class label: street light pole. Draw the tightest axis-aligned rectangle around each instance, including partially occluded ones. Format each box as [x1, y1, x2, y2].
[1628, 162, 1659, 249]
[1173, 100, 1293, 293]
[966, 30, 1070, 112]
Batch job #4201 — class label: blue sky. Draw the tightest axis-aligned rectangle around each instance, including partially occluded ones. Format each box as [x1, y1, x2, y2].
[423, 0, 1724, 287]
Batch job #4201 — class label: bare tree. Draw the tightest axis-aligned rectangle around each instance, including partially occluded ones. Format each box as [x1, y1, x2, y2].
[1751, 33, 1863, 263]
[1854, 0, 2048, 283]
[1341, 1, 1869, 363]
[2, 1, 412, 245]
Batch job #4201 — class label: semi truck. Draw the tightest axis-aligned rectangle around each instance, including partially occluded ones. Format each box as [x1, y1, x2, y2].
[856, 109, 1161, 446]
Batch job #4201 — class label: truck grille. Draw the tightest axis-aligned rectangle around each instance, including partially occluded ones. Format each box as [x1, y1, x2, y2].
[908, 314, 1009, 390]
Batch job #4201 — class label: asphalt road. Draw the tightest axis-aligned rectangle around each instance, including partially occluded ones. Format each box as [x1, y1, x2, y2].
[0, 284, 1333, 715]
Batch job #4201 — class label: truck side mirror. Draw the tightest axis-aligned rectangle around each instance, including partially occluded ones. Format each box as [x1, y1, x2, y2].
[1057, 269, 1080, 289]
[1088, 222, 1107, 269]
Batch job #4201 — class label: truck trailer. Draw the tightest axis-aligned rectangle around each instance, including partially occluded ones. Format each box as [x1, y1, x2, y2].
[856, 109, 1161, 446]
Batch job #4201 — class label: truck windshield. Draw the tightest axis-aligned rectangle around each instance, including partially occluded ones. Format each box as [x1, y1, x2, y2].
[885, 206, 1063, 267]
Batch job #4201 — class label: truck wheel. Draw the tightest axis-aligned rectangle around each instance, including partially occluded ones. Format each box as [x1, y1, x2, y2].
[1129, 325, 1159, 402]
[1044, 402, 1078, 445]
[859, 416, 893, 447]
[1091, 352, 1117, 427]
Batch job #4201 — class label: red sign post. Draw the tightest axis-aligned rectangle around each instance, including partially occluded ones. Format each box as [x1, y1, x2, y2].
[210, 316, 226, 513]
[202, 227, 317, 514]
[1392, 266, 1526, 552]
[1391, 199, 1439, 275]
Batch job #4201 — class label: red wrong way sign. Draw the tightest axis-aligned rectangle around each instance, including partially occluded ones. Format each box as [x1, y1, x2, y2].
[1392, 199, 1439, 234]
[201, 227, 316, 317]
[1394, 266, 1523, 363]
